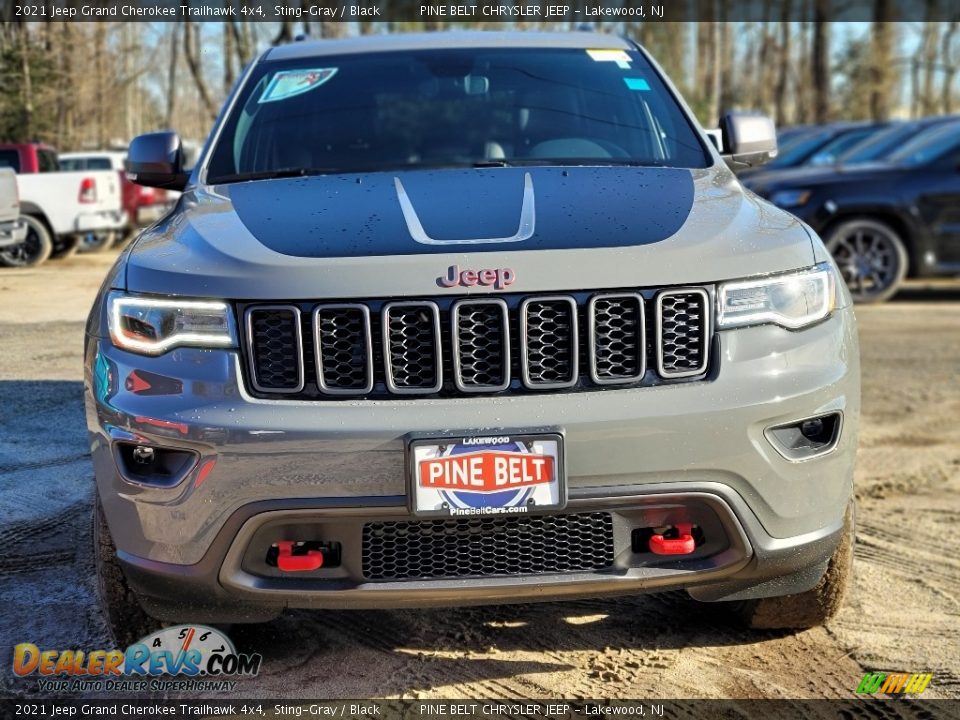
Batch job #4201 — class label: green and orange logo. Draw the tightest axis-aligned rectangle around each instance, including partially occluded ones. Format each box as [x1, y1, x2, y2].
[856, 672, 932, 695]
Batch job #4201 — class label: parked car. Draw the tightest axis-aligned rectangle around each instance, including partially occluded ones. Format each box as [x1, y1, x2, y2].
[60, 151, 170, 249]
[744, 118, 960, 302]
[0, 143, 127, 263]
[776, 125, 815, 147]
[0, 167, 31, 265]
[739, 122, 887, 177]
[834, 115, 960, 166]
[87, 32, 859, 642]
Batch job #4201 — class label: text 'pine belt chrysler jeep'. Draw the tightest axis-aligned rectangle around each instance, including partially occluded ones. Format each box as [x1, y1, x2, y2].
[86, 32, 860, 637]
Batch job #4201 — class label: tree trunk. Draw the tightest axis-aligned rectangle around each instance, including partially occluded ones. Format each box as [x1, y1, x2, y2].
[718, 2, 734, 113]
[943, 21, 958, 113]
[812, 0, 831, 123]
[870, 0, 896, 121]
[20, 24, 33, 141]
[224, 19, 235, 93]
[165, 23, 179, 128]
[182, 20, 219, 122]
[920, 3, 940, 114]
[775, 3, 793, 125]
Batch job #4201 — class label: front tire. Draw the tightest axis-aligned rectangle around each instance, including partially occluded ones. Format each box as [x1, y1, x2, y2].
[825, 218, 908, 304]
[732, 502, 855, 630]
[94, 499, 158, 647]
[51, 235, 81, 259]
[0, 215, 53, 267]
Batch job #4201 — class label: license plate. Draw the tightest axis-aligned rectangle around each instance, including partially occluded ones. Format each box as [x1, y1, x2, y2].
[409, 433, 565, 517]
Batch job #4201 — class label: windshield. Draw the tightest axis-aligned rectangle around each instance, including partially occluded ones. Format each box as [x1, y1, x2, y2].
[206, 47, 710, 183]
[764, 128, 834, 168]
[886, 121, 960, 166]
[806, 128, 880, 166]
[838, 123, 917, 164]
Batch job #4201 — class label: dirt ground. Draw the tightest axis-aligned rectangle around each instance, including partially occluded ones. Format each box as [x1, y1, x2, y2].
[0, 252, 958, 703]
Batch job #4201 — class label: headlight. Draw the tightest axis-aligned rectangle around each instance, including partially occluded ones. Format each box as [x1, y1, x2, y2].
[107, 291, 236, 355]
[717, 263, 838, 330]
[769, 189, 812, 208]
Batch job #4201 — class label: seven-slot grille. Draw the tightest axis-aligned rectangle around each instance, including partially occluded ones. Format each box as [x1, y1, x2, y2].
[241, 288, 711, 398]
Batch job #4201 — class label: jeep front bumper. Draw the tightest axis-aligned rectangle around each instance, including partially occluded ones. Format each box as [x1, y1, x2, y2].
[85, 305, 859, 616]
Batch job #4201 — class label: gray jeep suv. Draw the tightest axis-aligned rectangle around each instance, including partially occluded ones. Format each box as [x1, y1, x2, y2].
[86, 32, 859, 640]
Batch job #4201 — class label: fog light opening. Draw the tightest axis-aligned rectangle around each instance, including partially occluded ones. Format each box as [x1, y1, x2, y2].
[766, 412, 842, 461]
[114, 442, 198, 487]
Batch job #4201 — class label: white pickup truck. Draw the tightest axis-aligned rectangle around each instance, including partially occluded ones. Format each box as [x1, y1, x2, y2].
[0, 167, 29, 265]
[0, 143, 127, 265]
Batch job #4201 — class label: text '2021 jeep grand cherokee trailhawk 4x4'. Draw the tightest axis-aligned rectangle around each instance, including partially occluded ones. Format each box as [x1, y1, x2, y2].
[86, 32, 859, 641]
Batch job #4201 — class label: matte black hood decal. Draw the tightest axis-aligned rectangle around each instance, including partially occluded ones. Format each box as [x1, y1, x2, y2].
[223, 166, 694, 258]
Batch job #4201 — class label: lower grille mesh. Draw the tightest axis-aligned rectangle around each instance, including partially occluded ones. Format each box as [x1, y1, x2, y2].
[362, 512, 615, 581]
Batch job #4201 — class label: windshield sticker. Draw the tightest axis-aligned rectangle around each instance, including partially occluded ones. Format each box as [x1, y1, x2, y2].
[258, 68, 338, 104]
[587, 49, 632, 69]
[624, 77, 651, 91]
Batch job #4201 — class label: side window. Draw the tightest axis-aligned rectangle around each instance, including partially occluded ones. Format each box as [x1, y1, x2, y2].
[37, 150, 60, 173]
[0, 150, 20, 172]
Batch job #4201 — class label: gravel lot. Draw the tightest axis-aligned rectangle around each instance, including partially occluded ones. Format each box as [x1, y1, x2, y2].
[1, 253, 958, 703]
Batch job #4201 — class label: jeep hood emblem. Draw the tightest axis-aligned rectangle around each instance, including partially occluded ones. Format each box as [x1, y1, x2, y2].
[438, 265, 516, 290]
[395, 172, 535, 246]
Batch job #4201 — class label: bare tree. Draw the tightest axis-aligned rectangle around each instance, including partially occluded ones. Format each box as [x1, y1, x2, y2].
[921, 2, 940, 114]
[182, 20, 219, 121]
[869, 0, 896, 120]
[165, 23, 180, 128]
[943, 20, 959, 112]
[19, 23, 33, 140]
[774, 6, 794, 124]
[812, 0, 832, 123]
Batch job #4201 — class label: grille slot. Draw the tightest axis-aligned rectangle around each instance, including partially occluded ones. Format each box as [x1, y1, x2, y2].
[589, 293, 645, 384]
[362, 512, 615, 581]
[245, 306, 303, 392]
[383, 301, 442, 393]
[313, 304, 373, 395]
[451, 299, 510, 392]
[520, 296, 578, 389]
[657, 289, 710, 378]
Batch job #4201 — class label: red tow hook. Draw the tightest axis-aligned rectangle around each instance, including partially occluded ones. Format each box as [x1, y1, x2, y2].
[275, 541, 324, 572]
[649, 523, 696, 556]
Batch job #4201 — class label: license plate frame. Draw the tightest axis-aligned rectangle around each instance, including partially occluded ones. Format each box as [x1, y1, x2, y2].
[407, 433, 566, 518]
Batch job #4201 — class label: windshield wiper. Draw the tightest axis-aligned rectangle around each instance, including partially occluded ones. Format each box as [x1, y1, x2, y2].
[210, 167, 343, 184]
[472, 160, 512, 168]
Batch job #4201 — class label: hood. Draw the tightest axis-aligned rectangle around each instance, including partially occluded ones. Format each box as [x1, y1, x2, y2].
[124, 165, 816, 299]
[743, 162, 897, 195]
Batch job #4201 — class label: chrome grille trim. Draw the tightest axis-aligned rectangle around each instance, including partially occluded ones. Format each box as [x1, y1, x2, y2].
[244, 305, 304, 394]
[382, 301, 443, 394]
[656, 288, 710, 379]
[451, 298, 511, 393]
[519, 295, 579, 390]
[312, 303, 374, 396]
[588, 292, 646, 385]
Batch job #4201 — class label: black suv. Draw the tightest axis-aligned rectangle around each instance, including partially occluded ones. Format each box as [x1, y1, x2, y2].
[745, 119, 960, 302]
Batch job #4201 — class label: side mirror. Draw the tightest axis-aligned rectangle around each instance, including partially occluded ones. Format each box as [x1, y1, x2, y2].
[718, 112, 778, 168]
[125, 131, 187, 191]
